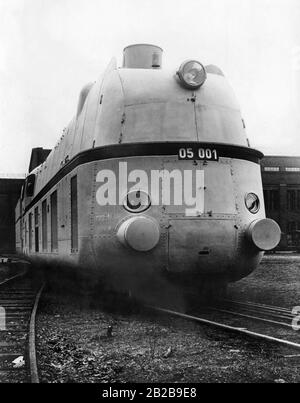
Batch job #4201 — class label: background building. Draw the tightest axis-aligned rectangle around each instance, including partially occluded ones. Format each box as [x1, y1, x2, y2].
[0, 148, 50, 255]
[261, 156, 300, 249]
[0, 175, 25, 254]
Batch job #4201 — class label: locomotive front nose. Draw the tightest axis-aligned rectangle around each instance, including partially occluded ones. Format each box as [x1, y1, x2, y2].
[117, 216, 160, 252]
[246, 218, 281, 251]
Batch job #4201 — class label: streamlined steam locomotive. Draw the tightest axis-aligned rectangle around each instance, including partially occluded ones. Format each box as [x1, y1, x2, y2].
[15, 44, 281, 300]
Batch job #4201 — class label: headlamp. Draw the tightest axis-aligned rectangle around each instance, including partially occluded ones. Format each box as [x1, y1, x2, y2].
[177, 60, 207, 89]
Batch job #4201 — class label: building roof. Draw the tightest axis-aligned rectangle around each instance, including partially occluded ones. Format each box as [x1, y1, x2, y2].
[261, 155, 300, 167]
[0, 173, 26, 179]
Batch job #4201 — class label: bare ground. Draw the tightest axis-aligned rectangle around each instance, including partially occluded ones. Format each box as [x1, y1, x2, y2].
[36, 255, 300, 383]
[0, 264, 21, 283]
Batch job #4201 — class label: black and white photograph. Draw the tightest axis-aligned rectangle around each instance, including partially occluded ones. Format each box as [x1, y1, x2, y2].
[0, 0, 299, 387]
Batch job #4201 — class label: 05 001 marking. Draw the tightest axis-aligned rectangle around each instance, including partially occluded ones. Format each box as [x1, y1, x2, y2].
[178, 147, 218, 161]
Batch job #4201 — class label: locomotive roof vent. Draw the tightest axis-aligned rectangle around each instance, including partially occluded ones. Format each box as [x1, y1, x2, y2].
[122, 44, 163, 69]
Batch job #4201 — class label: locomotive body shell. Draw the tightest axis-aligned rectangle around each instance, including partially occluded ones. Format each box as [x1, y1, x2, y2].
[17, 149, 264, 286]
[15, 45, 281, 296]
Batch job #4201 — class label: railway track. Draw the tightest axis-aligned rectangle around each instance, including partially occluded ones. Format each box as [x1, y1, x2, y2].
[149, 299, 300, 352]
[209, 299, 297, 329]
[0, 272, 45, 383]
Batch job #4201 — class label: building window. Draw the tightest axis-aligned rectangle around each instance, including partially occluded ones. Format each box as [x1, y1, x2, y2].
[297, 191, 300, 210]
[25, 174, 36, 197]
[71, 176, 78, 252]
[287, 221, 296, 246]
[50, 191, 58, 251]
[264, 167, 280, 172]
[29, 213, 32, 251]
[285, 167, 300, 172]
[287, 221, 300, 246]
[286, 189, 300, 211]
[264, 189, 279, 211]
[34, 207, 39, 252]
[20, 219, 23, 250]
[42, 200, 47, 252]
[25, 220, 27, 250]
[287, 190, 297, 211]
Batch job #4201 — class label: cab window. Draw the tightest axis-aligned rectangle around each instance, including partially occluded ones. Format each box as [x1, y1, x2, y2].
[26, 174, 36, 197]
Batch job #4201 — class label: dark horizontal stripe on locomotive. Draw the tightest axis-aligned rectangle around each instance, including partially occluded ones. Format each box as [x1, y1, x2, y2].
[21, 142, 263, 218]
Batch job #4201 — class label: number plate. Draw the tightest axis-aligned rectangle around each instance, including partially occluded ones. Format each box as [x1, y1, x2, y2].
[178, 147, 219, 161]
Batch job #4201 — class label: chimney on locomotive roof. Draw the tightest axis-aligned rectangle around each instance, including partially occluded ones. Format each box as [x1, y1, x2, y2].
[122, 44, 163, 69]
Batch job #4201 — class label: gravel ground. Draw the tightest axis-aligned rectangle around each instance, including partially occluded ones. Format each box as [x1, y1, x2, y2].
[0, 266, 11, 282]
[36, 255, 300, 383]
[228, 254, 300, 308]
[0, 264, 20, 283]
